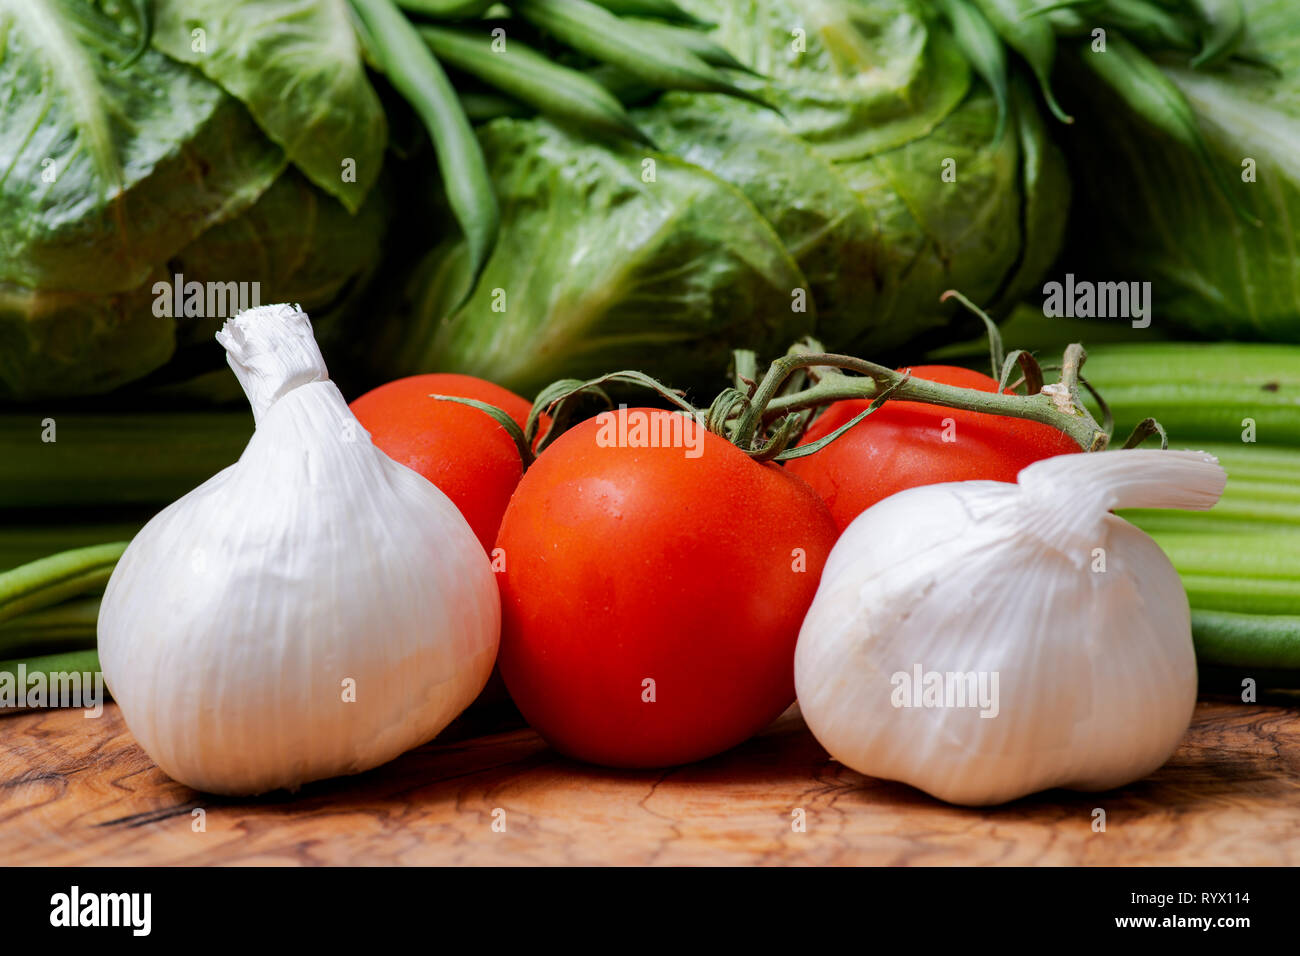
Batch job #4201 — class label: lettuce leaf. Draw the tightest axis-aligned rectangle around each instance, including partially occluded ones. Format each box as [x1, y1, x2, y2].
[1063, 0, 1300, 341]
[701, 0, 972, 160]
[385, 118, 811, 394]
[0, 166, 390, 402]
[0, 0, 284, 294]
[632, 0, 1066, 354]
[385, 0, 1067, 391]
[0, 0, 393, 401]
[151, 0, 387, 212]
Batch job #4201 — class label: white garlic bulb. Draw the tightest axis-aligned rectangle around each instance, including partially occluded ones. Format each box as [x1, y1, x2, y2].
[99, 305, 499, 795]
[795, 449, 1226, 806]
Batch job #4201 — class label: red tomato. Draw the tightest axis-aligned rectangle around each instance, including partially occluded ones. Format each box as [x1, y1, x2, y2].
[785, 365, 1080, 531]
[350, 373, 533, 552]
[495, 407, 839, 768]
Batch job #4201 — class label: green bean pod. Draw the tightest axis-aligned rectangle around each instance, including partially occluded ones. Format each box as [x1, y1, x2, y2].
[588, 0, 711, 27]
[1102, 0, 1198, 52]
[396, 0, 498, 18]
[0, 523, 142, 574]
[0, 648, 100, 678]
[1191, 610, 1300, 670]
[0, 649, 104, 712]
[510, 0, 774, 110]
[586, 64, 658, 104]
[936, 0, 1010, 143]
[420, 24, 651, 143]
[0, 598, 99, 659]
[1016, 0, 1096, 36]
[968, 0, 1072, 122]
[619, 18, 758, 75]
[349, 0, 500, 301]
[458, 89, 533, 121]
[0, 543, 126, 627]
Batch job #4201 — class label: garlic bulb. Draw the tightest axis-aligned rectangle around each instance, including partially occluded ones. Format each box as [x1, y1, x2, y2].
[795, 450, 1226, 806]
[99, 305, 499, 795]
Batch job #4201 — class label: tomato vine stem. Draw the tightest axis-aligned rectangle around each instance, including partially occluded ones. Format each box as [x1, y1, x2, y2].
[468, 290, 1134, 470]
[734, 348, 1110, 458]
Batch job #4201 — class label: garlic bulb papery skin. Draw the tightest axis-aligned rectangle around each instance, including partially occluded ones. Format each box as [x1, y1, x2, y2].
[98, 304, 499, 796]
[794, 450, 1227, 806]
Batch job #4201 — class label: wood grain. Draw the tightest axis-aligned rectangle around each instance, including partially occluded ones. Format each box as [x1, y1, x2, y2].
[1, 700, 1297, 865]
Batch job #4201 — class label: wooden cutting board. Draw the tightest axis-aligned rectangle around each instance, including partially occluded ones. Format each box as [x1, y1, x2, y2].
[1, 699, 1297, 865]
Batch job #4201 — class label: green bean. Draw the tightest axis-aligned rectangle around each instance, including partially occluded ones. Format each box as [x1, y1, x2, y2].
[588, 0, 711, 27]
[396, 0, 498, 18]
[1018, 0, 1097, 35]
[420, 24, 652, 143]
[0, 543, 126, 627]
[1078, 32, 1258, 224]
[1189, 0, 1246, 69]
[0, 649, 103, 713]
[0, 598, 99, 659]
[619, 18, 758, 75]
[0, 649, 100, 679]
[459, 89, 533, 121]
[510, 0, 774, 111]
[349, 0, 500, 300]
[0, 522, 142, 573]
[1022, 0, 1092, 11]
[937, 0, 1010, 143]
[1102, 0, 1198, 51]
[969, 0, 1072, 122]
[1191, 610, 1300, 670]
[586, 64, 658, 105]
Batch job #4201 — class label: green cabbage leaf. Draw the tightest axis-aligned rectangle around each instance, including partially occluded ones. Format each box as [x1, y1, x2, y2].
[388, 118, 810, 395]
[151, 0, 387, 212]
[0, 0, 391, 401]
[1063, 0, 1300, 341]
[392, 0, 1069, 391]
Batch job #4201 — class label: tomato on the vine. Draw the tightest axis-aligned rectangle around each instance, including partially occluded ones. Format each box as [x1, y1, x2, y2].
[350, 373, 534, 552]
[785, 365, 1081, 531]
[495, 407, 839, 768]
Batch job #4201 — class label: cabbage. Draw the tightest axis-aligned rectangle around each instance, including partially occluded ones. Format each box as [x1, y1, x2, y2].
[384, 118, 812, 394]
[1062, 0, 1300, 341]
[1, 0, 1073, 402]
[0, 0, 390, 401]
[388, 0, 1070, 392]
[635, 81, 1066, 356]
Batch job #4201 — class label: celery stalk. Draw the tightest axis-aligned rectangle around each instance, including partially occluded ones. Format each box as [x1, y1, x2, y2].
[0, 410, 251, 508]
